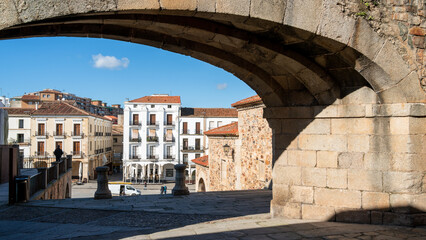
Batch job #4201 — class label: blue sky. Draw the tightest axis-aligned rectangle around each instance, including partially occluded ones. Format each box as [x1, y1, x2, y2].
[0, 37, 255, 108]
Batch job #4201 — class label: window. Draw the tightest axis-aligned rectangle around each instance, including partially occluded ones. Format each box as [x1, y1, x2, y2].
[132, 145, 138, 158]
[183, 138, 188, 150]
[133, 104, 137, 108]
[90, 141, 92, 151]
[18, 119, 24, 129]
[182, 122, 188, 134]
[166, 169, 174, 177]
[221, 159, 227, 181]
[56, 123, 63, 136]
[196, 122, 201, 134]
[183, 154, 188, 164]
[166, 129, 173, 141]
[55, 141, 63, 150]
[38, 123, 45, 135]
[73, 124, 81, 136]
[132, 114, 139, 125]
[195, 139, 201, 150]
[113, 138, 117, 143]
[90, 124, 92, 133]
[132, 129, 139, 139]
[209, 121, 214, 130]
[166, 146, 172, 157]
[149, 114, 156, 125]
[217, 121, 222, 128]
[195, 154, 200, 159]
[73, 141, 80, 154]
[17, 134, 24, 143]
[168, 105, 171, 108]
[151, 104, 155, 108]
[37, 142, 44, 155]
[166, 114, 172, 125]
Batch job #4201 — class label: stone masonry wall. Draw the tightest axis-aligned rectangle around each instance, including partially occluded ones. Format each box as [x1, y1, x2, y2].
[208, 137, 238, 191]
[338, 0, 425, 91]
[267, 102, 425, 226]
[238, 106, 273, 190]
[195, 164, 209, 191]
[32, 170, 72, 200]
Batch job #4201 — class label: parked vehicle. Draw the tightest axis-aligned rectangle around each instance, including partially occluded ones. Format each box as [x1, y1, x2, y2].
[109, 183, 141, 196]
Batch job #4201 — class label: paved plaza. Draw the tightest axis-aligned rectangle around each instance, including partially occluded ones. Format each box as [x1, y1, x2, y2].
[0, 189, 425, 240]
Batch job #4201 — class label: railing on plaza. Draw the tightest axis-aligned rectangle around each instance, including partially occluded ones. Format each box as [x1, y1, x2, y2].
[181, 129, 203, 135]
[16, 156, 73, 202]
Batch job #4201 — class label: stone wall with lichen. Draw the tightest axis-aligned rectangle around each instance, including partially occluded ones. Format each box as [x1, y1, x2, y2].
[338, 0, 425, 91]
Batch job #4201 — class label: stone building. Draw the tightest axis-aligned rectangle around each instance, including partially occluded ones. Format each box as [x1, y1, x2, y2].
[112, 123, 123, 172]
[193, 95, 272, 192]
[29, 101, 113, 181]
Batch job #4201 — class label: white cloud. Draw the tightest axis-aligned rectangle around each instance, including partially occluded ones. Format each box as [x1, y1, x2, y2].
[92, 54, 129, 69]
[216, 83, 228, 90]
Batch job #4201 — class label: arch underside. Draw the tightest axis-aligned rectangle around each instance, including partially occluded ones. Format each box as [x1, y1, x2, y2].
[0, 10, 374, 107]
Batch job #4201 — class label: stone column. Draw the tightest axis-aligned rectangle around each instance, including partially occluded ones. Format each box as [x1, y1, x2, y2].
[94, 166, 112, 199]
[172, 164, 189, 196]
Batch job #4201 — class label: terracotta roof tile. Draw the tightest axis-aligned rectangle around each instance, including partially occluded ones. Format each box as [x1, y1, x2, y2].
[32, 101, 111, 121]
[181, 108, 237, 117]
[204, 122, 238, 136]
[21, 95, 40, 101]
[191, 155, 209, 167]
[112, 125, 123, 134]
[104, 115, 118, 120]
[129, 96, 181, 104]
[231, 95, 263, 108]
[2, 108, 34, 115]
[39, 89, 61, 93]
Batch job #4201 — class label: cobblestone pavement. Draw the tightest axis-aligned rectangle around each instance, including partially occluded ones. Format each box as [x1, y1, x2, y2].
[0, 190, 425, 239]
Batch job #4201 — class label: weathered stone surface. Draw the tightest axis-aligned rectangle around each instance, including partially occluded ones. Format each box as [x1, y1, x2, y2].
[315, 188, 361, 208]
[390, 194, 426, 212]
[117, 0, 160, 10]
[273, 166, 301, 185]
[14, 0, 72, 23]
[287, 150, 316, 167]
[348, 135, 370, 153]
[383, 172, 423, 194]
[350, 19, 386, 61]
[370, 135, 423, 153]
[390, 117, 410, 134]
[283, 0, 322, 34]
[216, 0, 250, 16]
[0, 0, 20, 29]
[335, 208, 371, 224]
[302, 168, 326, 187]
[379, 71, 426, 103]
[299, 134, 347, 152]
[197, 0, 215, 12]
[250, 0, 286, 23]
[317, 151, 338, 168]
[302, 204, 335, 221]
[348, 169, 382, 191]
[338, 152, 364, 169]
[159, 0, 196, 10]
[331, 118, 374, 135]
[327, 168, 348, 189]
[289, 186, 313, 204]
[363, 153, 391, 171]
[362, 192, 390, 210]
[271, 201, 301, 219]
[392, 153, 426, 172]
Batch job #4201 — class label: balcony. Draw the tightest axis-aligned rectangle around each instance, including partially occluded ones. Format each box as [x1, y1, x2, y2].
[105, 132, 112, 136]
[34, 151, 48, 157]
[181, 129, 203, 135]
[95, 132, 103, 136]
[181, 145, 204, 152]
[129, 137, 141, 143]
[8, 138, 30, 145]
[147, 121, 159, 127]
[163, 136, 175, 142]
[35, 131, 48, 137]
[53, 131, 65, 138]
[105, 147, 112, 152]
[95, 149, 104, 154]
[71, 132, 84, 138]
[130, 155, 140, 160]
[164, 121, 175, 127]
[147, 136, 158, 142]
[130, 121, 142, 127]
[164, 155, 175, 160]
[147, 155, 159, 160]
[71, 151, 82, 158]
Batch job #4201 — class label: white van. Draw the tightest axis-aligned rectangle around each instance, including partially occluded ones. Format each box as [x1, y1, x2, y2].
[109, 184, 141, 196]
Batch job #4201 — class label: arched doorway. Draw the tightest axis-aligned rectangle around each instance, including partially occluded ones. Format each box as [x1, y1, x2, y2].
[198, 178, 206, 192]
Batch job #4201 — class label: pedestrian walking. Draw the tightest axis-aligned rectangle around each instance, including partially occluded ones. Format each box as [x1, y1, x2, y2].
[53, 145, 63, 162]
[160, 186, 164, 195]
[164, 185, 167, 194]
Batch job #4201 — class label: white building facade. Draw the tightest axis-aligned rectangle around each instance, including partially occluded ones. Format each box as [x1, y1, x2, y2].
[123, 95, 181, 183]
[6, 109, 32, 160]
[180, 108, 238, 182]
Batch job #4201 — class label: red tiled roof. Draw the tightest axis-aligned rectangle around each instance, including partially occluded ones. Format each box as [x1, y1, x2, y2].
[2, 108, 34, 115]
[191, 155, 209, 167]
[32, 101, 111, 121]
[129, 96, 181, 104]
[181, 108, 238, 117]
[21, 95, 40, 101]
[39, 89, 61, 94]
[231, 95, 263, 108]
[112, 125, 123, 135]
[104, 115, 118, 120]
[204, 122, 238, 136]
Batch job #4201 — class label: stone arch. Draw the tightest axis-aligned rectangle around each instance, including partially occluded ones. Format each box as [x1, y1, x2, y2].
[198, 178, 206, 192]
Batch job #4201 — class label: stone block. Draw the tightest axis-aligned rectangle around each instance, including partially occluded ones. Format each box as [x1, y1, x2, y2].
[348, 169, 382, 191]
[370, 135, 423, 153]
[383, 212, 414, 226]
[371, 211, 383, 225]
[272, 183, 290, 202]
[287, 150, 316, 167]
[274, 134, 298, 150]
[302, 168, 326, 187]
[283, 0, 322, 33]
[315, 188, 361, 209]
[273, 166, 301, 185]
[336, 104, 367, 117]
[290, 186, 313, 204]
[197, 0, 215, 12]
[302, 204, 335, 221]
[410, 117, 426, 134]
[299, 134, 347, 152]
[349, 19, 386, 60]
[390, 117, 410, 135]
[341, 87, 379, 105]
[378, 71, 426, 104]
[302, 119, 331, 135]
[392, 153, 426, 172]
[263, 107, 314, 119]
[313, 105, 338, 118]
[383, 172, 423, 194]
[364, 153, 391, 171]
[275, 150, 288, 166]
[335, 208, 371, 224]
[271, 201, 301, 219]
[390, 194, 426, 212]
[362, 192, 390, 210]
[348, 135, 370, 153]
[216, 0, 250, 16]
[331, 118, 374, 135]
[327, 168, 348, 189]
[117, 0, 160, 10]
[159, 0, 197, 10]
[0, 0, 20, 29]
[338, 152, 364, 169]
[317, 151, 338, 168]
[250, 0, 286, 23]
